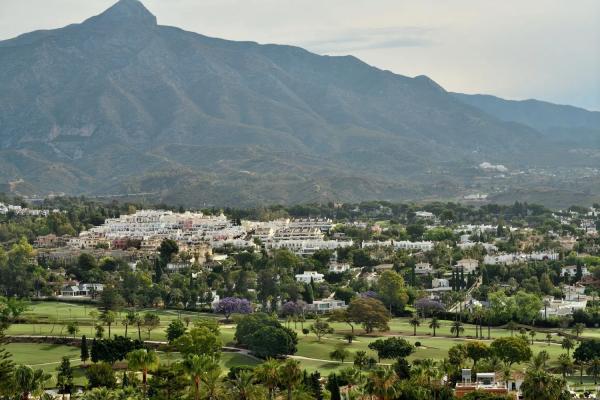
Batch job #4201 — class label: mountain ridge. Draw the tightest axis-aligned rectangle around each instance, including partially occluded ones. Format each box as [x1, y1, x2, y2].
[0, 0, 597, 207]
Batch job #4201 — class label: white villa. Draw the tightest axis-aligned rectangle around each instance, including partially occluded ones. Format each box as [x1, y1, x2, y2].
[455, 259, 479, 274]
[305, 299, 346, 313]
[295, 271, 324, 283]
[60, 283, 104, 297]
[561, 265, 590, 278]
[415, 262, 433, 275]
[328, 263, 351, 274]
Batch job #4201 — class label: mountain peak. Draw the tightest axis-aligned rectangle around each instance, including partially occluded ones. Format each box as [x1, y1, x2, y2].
[86, 0, 157, 27]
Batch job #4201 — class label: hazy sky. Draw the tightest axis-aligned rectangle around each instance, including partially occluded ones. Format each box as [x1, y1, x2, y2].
[1, 0, 599, 110]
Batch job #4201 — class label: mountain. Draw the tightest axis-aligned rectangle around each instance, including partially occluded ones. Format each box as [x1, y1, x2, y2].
[452, 93, 600, 147]
[0, 0, 597, 206]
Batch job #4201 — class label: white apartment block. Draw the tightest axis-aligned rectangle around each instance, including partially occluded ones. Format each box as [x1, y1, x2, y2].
[484, 252, 559, 265]
[269, 239, 353, 257]
[362, 240, 434, 252]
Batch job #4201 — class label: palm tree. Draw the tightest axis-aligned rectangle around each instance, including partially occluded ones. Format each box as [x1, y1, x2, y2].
[543, 299, 551, 320]
[450, 321, 464, 338]
[122, 311, 137, 338]
[562, 337, 575, 355]
[429, 317, 441, 337]
[88, 310, 99, 336]
[505, 321, 518, 337]
[472, 307, 484, 338]
[183, 354, 220, 400]
[279, 359, 303, 400]
[254, 358, 280, 400]
[201, 367, 223, 400]
[226, 370, 266, 400]
[576, 359, 587, 384]
[529, 330, 537, 345]
[365, 367, 399, 400]
[529, 351, 549, 371]
[588, 357, 600, 384]
[557, 353, 574, 378]
[412, 358, 439, 385]
[126, 349, 159, 391]
[100, 311, 116, 339]
[408, 314, 420, 336]
[14, 365, 52, 400]
[573, 323, 585, 338]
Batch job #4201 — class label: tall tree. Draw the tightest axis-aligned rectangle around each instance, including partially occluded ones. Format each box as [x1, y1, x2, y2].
[429, 317, 441, 337]
[14, 365, 51, 400]
[254, 359, 280, 400]
[126, 349, 159, 393]
[183, 354, 219, 400]
[56, 357, 74, 400]
[279, 359, 303, 400]
[80, 335, 89, 365]
[408, 314, 420, 336]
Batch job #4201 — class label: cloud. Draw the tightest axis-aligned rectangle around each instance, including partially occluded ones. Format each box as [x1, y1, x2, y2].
[297, 26, 435, 53]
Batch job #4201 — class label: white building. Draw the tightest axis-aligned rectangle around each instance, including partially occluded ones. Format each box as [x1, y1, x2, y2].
[561, 265, 590, 278]
[295, 271, 324, 283]
[305, 299, 346, 313]
[484, 252, 559, 265]
[456, 259, 479, 274]
[415, 262, 433, 275]
[362, 240, 434, 252]
[540, 297, 587, 318]
[60, 283, 104, 297]
[269, 239, 353, 257]
[329, 263, 350, 274]
[415, 211, 435, 220]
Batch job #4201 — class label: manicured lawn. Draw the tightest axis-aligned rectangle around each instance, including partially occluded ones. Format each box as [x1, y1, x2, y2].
[10, 300, 600, 385]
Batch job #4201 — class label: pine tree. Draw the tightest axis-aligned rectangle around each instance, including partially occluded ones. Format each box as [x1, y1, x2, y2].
[80, 335, 89, 364]
[0, 333, 15, 394]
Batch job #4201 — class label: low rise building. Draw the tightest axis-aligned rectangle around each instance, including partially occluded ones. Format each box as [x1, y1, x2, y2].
[561, 265, 590, 278]
[295, 271, 324, 283]
[305, 299, 346, 313]
[415, 262, 433, 275]
[328, 262, 350, 274]
[60, 283, 104, 297]
[456, 259, 479, 274]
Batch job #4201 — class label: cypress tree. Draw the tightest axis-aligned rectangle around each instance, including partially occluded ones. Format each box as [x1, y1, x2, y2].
[80, 335, 89, 364]
[327, 374, 341, 400]
[304, 283, 314, 304]
[310, 371, 323, 400]
[90, 338, 99, 363]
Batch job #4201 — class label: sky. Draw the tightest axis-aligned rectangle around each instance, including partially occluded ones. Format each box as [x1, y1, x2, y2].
[1, 0, 599, 110]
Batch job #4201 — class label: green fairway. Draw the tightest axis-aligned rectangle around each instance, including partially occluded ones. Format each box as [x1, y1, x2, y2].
[7, 300, 600, 384]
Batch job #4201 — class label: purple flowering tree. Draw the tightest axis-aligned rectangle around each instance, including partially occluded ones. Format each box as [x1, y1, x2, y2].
[281, 300, 307, 317]
[414, 298, 445, 317]
[215, 297, 253, 321]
